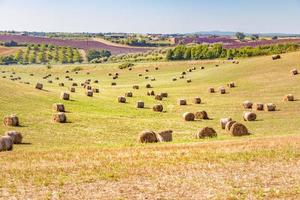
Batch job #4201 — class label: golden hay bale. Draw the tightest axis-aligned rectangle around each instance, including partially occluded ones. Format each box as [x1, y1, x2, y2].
[243, 101, 253, 109]
[5, 131, 23, 144]
[60, 92, 70, 100]
[128, 67, 132, 71]
[146, 83, 152, 88]
[0, 136, 13, 151]
[47, 80, 53, 83]
[156, 130, 173, 142]
[243, 112, 257, 121]
[187, 79, 192, 83]
[153, 104, 163, 112]
[195, 111, 209, 120]
[133, 85, 139, 89]
[112, 76, 118, 79]
[151, 78, 156, 81]
[225, 120, 236, 131]
[137, 101, 144, 108]
[272, 54, 281, 60]
[125, 91, 133, 97]
[94, 80, 99, 83]
[65, 70, 69, 73]
[160, 92, 168, 98]
[266, 103, 276, 111]
[178, 99, 187, 105]
[53, 112, 67, 123]
[220, 118, 232, 129]
[155, 95, 163, 101]
[93, 88, 99, 93]
[138, 130, 157, 143]
[194, 97, 201, 104]
[179, 75, 185, 79]
[155, 67, 159, 70]
[70, 87, 76, 93]
[183, 112, 195, 121]
[147, 90, 155, 96]
[144, 76, 149, 79]
[53, 103, 65, 112]
[72, 83, 78, 87]
[188, 69, 192, 72]
[284, 94, 294, 101]
[111, 82, 116, 86]
[291, 69, 298, 75]
[59, 83, 65, 87]
[35, 83, 43, 90]
[172, 77, 177, 81]
[118, 96, 126, 103]
[138, 74, 143, 77]
[86, 85, 92, 90]
[86, 90, 93, 97]
[145, 69, 149, 72]
[108, 73, 112, 76]
[219, 87, 226, 94]
[55, 77, 59, 80]
[3, 115, 19, 127]
[229, 122, 249, 136]
[208, 87, 215, 93]
[255, 103, 264, 111]
[227, 82, 235, 88]
[192, 67, 196, 70]
[201, 66, 205, 69]
[181, 71, 186, 75]
[195, 127, 217, 139]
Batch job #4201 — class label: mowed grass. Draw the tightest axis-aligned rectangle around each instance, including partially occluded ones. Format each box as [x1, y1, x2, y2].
[0, 52, 300, 199]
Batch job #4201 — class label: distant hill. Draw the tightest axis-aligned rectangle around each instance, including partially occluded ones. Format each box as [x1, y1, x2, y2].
[193, 31, 300, 37]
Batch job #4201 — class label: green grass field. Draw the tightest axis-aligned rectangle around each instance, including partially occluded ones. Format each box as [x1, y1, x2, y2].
[1, 52, 300, 199]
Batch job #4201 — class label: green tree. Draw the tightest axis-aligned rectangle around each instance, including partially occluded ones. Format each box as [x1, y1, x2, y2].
[236, 32, 246, 41]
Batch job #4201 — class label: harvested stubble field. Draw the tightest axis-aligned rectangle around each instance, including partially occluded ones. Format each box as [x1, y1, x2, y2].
[1, 51, 300, 199]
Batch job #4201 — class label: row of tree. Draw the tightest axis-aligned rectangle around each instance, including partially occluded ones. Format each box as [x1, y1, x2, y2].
[166, 43, 299, 61]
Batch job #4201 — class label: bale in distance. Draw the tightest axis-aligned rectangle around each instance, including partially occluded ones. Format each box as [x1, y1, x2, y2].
[255, 103, 264, 111]
[219, 87, 226, 94]
[155, 95, 163, 101]
[229, 122, 249, 136]
[178, 99, 187, 106]
[147, 90, 155, 96]
[195, 127, 217, 139]
[187, 79, 192, 83]
[0, 136, 13, 151]
[59, 83, 64, 87]
[138, 130, 157, 143]
[93, 88, 99, 93]
[118, 96, 126, 103]
[220, 118, 232, 129]
[153, 104, 163, 112]
[125, 91, 133, 97]
[243, 101, 253, 109]
[227, 82, 235, 88]
[70, 87, 76, 93]
[111, 82, 116, 86]
[5, 131, 23, 144]
[272, 54, 281, 60]
[160, 92, 168, 98]
[146, 83, 152, 88]
[208, 87, 215, 93]
[156, 130, 172, 142]
[86, 90, 93, 97]
[266, 103, 276, 111]
[53, 112, 67, 123]
[291, 69, 298, 75]
[183, 112, 195, 121]
[195, 111, 209, 120]
[35, 83, 43, 90]
[284, 94, 294, 101]
[137, 101, 144, 108]
[194, 97, 201, 104]
[133, 85, 139, 89]
[60, 92, 70, 100]
[243, 112, 257, 121]
[3, 115, 19, 127]
[53, 103, 65, 112]
[225, 120, 236, 131]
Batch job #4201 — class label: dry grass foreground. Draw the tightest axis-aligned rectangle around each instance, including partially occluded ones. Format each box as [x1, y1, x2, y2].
[1, 51, 300, 199]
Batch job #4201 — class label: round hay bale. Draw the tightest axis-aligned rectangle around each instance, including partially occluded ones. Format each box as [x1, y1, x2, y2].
[147, 90, 155, 96]
[137, 101, 144, 108]
[118, 96, 126, 103]
[111, 82, 116, 86]
[225, 120, 236, 131]
[86, 85, 92, 90]
[59, 83, 64, 87]
[201, 66, 205, 69]
[179, 75, 185, 79]
[183, 112, 195, 121]
[160, 92, 168, 98]
[60, 92, 70, 100]
[284, 94, 294, 101]
[65, 75, 70, 79]
[156, 130, 173, 142]
[145, 69, 149, 72]
[138, 130, 157, 143]
[172, 77, 177, 81]
[181, 72, 186, 75]
[178, 99, 187, 105]
[35, 83, 43, 90]
[146, 83, 152, 88]
[55, 77, 59, 80]
[0, 136, 13, 151]
[30, 73, 34, 76]
[195, 127, 217, 139]
[192, 67, 196, 70]
[48, 80, 53, 83]
[151, 78, 156, 81]
[138, 74, 143, 77]
[229, 122, 249, 136]
[125, 91, 133, 97]
[243, 101, 253, 109]
[86, 90, 93, 97]
[220, 118, 232, 129]
[94, 80, 99, 83]
[243, 112, 257, 121]
[227, 82, 235, 88]
[5, 131, 22, 144]
[255, 103, 264, 111]
[72, 83, 78, 87]
[153, 104, 163, 112]
[188, 69, 192, 72]
[53, 112, 67, 123]
[66, 70, 69, 73]
[70, 87, 76, 93]
[195, 111, 209, 120]
[128, 67, 132, 71]
[219, 87, 226, 94]
[144, 76, 149, 80]
[187, 79, 192, 83]
[112, 76, 118, 80]
[53, 103, 65, 112]
[93, 88, 99, 93]
[272, 54, 281, 60]
[108, 73, 112, 76]
[266, 103, 276, 111]
[208, 87, 215, 93]
[155, 67, 159, 70]
[3, 115, 19, 127]
[155, 95, 163, 101]
[194, 97, 201, 104]
[291, 69, 298, 75]
[133, 85, 139, 89]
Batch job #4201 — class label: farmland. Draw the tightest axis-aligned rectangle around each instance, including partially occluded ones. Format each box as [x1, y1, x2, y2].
[1, 50, 300, 199]
[0, 46, 23, 56]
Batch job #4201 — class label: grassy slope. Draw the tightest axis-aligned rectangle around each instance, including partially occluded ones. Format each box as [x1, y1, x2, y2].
[0, 52, 300, 199]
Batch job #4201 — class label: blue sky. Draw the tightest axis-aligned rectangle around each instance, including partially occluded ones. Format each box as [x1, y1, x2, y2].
[1, 0, 300, 33]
